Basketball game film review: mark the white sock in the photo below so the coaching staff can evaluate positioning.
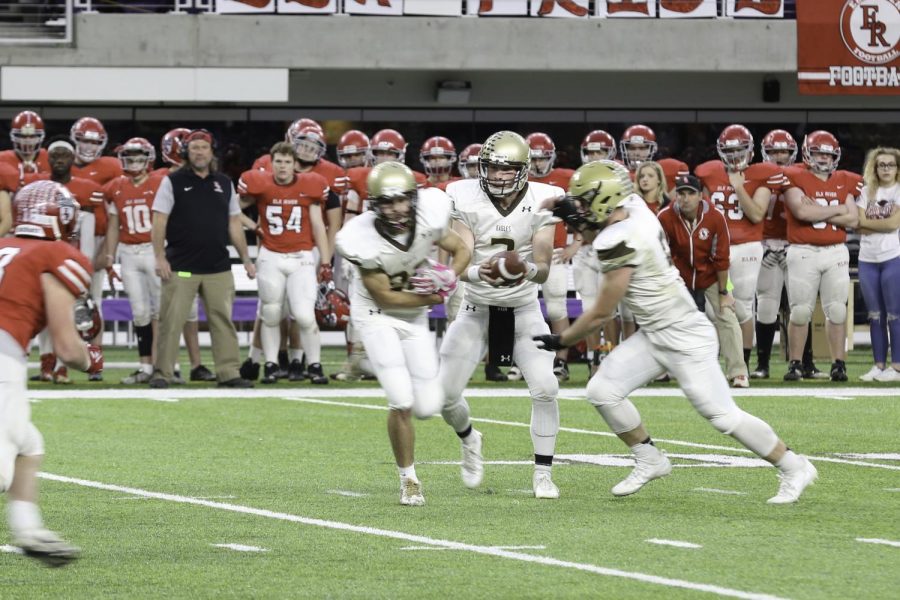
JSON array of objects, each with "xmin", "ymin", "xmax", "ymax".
[
  {"xmin": 534, "ymin": 464, "xmax": 551, "ymax": 475},
  {"xmin": 775, "ymin": 450, "xmax": 804, "ymax": 472},
  {"xmin": 141, "ymin": 363, "xmax": 153, "ymax": 375},
  {"xmin": 173, "ymin": 363, "xmax": 181, "ymax": 374},
  {"xmin": 399, "ymin": 465, "xmax": 417, "ymax": 481},
  {"xmin": 7, "ymin": 500, "xmax": 43, "ymax": 535},
  {"xmin": 249, "ymin": 346, "xmax": 261, "ymax": 363},
  {"xmin": 290, "ymin": 349, "xmax": 304, "ymax": 362},
  {"xmin": 631, "ymin": 441, "xmax": 663, "ymax": 462}
]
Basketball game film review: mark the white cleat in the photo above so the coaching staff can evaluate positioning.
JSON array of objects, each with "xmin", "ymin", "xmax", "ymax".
[
  {"xmin": 532, "ymin": 471, "xmax": 560, "ymax": 499},
  {"xmin": 461, "ymin": 429, "xmax": 484, "ymax": 489},
  {"xmin": 400, "ymin": 478, "xmax": 425, "ymax": 506},
  {"xmin": 14, "ymin": 528, "xmax": 80, "ymax": 567},
  {"xmin": 612, "ymin": 454, "xmax": 673, "ymax": 497},
  {"xmin": 768, "ymin": 457, "xmax": 818, "ymax": 505}
]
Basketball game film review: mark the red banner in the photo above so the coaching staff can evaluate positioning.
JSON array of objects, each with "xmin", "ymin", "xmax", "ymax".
[{"xmin": 797, "ymin": 0, "xmax": 900, "ymax": 95}]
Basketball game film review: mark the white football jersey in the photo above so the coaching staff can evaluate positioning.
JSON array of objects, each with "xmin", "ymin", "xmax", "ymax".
[
  {"xmin": 336, "ymin": 187, "xmax": 452, "ymax": 320},
  {"xmin": 593, "ymin": 195, "xmax": 697, "ymax": 331},
  {"xmin": 447, "ymin": 178, "xmax": 560, "ymax": 307}
]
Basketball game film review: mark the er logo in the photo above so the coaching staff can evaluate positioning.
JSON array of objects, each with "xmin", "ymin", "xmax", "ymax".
[{"xmin": 840, "ymin": 0, "xmax": 900, "ymax": 64}]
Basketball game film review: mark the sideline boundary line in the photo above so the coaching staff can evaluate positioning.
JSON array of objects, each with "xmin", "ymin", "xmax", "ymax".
[{"xmin": 38, "ymin": 472, "xmax": 786, "ymax": 600}]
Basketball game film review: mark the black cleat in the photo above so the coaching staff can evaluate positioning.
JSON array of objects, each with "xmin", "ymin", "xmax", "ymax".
[
  {"xmin": 750, "ymin": 366, "xmax": 769, "ymax": 379},
  {"xmin": 239, "ymin": 358, "xmax": 260, "ymax": 381},
  {"xmin": 261, "ymin": 362, "xmax": 279, "ymax": 384},
  {"xmin": 190, "ymin": 364, "xmax": 217, "ymax": 382},
  {"xmin": 218, "ymin": 377, "xmax": 254, "ymax": 388},
  {"xmin": 307, "ymin": 362, "xmax": 329, "ymax": 385},
  {"xmin": 783, "ymin": 360, "xmax": 803, "ymax": 381},
  {"xmin": 288, "ymin": 359, "xmax": 305, "ymax": 382},
  {"xmin": 485, "ymin": 364, "xmax": 508, "ymax": 382},
  {"xmin": 830, "ymin": 360, "xmax": 848, "ymax": 382}
]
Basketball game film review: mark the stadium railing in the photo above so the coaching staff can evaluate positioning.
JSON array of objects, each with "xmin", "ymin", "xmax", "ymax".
[{"xmin": 0, "ymin": 0, "xmax": 72, "ymax": 44}]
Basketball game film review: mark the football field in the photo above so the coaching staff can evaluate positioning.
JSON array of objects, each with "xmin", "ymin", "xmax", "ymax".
[{"xmin": 4, "ymin": 351, "xmax": 899, "ymax": 599}]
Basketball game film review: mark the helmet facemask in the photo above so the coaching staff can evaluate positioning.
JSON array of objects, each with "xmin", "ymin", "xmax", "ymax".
[{"xmin": 372, "ymin": 190, "xmax": 417, "ymax": 236}]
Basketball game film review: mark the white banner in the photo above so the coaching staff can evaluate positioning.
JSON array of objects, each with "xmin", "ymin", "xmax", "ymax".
[
  {"xmin": 726, "ymin": 0, "xmax": 784, "ymax": 18},
  {"xmin": 466, "ymin": 0, "xmax": 528, "ymax": 16},
  {"xmin": 659, "ymin": 0, "xmax": 719, "ymax": 18},
  {"xmin": 343, "ymin": 0, "xmax": 404, "ymax": 15},
  {"xmin": 530, "ymin": 0, "xmax": 590, "ymax": 18},
  {"xmin": 405, "ymin": 0, "xmax": 462, "ymax": 15},
  {"xmin": 215, "ymin": 0, "xmax": 275, "ymax": 14},
  {"xmin": 596, "ymin": 0, "xmax": 657, "ymax": 18},
  {"xmin": 277, "ymin": 0, "xmax": 338, "ymax": 14}
]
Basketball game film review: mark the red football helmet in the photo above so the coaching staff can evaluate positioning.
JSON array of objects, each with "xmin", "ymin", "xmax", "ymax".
[
  {"xmin": 525, "ymin": 132, "xmax": 556, "ymax": 177},
  {"xmin": 161, "ymin": 127, "xmax": 191, "ymax": 167},
  {"xmin": 285, "ymin": 118, "xmax": 323, "ymax": 143},
  {"xmin": 458, "ymin": 143, "xmax": 482, "ymax": 179},
  {"xmin": 70, "ymin": 117, "xmax": 108, "ymax": 163},
  {"xmin": 73, "ymin": 294, "xmax": 102, "ymax": 342},
  {"xmin": 13, "ymin": 180, "xmax": 80, "ymax": 241},
  {"xmin": 10, "ymin": 111, "xmax": 45, "ymax": 158},
  {"xmin": 620, "ymin": 125, "xmax": 657, "ymax": 170},
  {"xmin": 761, "ymin": 129, "xmax": 798, "ymax": 166},
  {"xmin": 419, "ymin": 136, "xmax": 457, "ymax": 177},
  {"xmin": 116, "ymin": 137, "xmax": 156, "ymax": 174},
  {"xmin": 368, "ymin": 129, "xmax": 407, "ymax": 165},
  {"xmin": 315, "ymin": 281, "xmax": 350, "ymax": 331},
  {"xmin": 580, "ymin": 130, "xmax": 616, "ymax": 164},
  {"xmin": 290, "ymin": 124, "xmax": 327, "ymax": 164},
  {"xmin": 717, "ymin": 124, "xmax": 755, "ymax": 171},
  {"xmin": 803, "ymin": 130, "xmax": 841, "ymax": 175},
  {"xmin": 336, "ymin": 129, "xmax": 370, "ymax": 169}
]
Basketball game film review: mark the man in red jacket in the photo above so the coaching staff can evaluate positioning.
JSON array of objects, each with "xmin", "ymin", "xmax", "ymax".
[{"xmin": 658, "ymin": 175, "xmax": 748, "ymax": 387}]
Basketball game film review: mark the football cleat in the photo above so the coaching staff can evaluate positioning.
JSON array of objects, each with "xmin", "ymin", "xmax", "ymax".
[
  {"xmin": 532, "ymin": 471, "xmax": 560, "ymax": 499},
  {"xmin": 307, "ymin": 362, "xmax": 329, "ymax": 385},
  {"xmin": 612, "ymin": 453, "xmax": 672, "ymax": 497},
  {"xmin": 484, "ymin": 363, "xmax": 508, "ymax": 382},
  {"xmin": 803, "ymin": 365, "xmax": 830, "ymax": 380},
  {"xmin": 52, "ymin": 366, "xmax": 71, "ymax": 385},
  {"xmin": 261, "ymin": 362, "xmax": 279, "ymax": 385},
  {"xmin": 506, "ymin": 365, "xmax": 523, "ymax": 381},
  {"xmin": 88, "ymin": 371, "xmax": 103, "ymax": 382},
  {"xmin": 288, "ymin": 359, "xmax": 306, "ymax": 382},
  {"xmin": 121, "ymin": 370, "xmax": 151, "ymax": 385},
  {"xmin": 830, "ymin": 360, "xmax": 848, "ymax": 382},
  {"xmin": 460, "ymin": 429, "xmax": 484, "ymax": 488},
  {"xmin": 148, "ymin": 372, "xmax": 169, "ymax": 389},
  {"xmin": 768, "ymin": 457, "xmax": 818, "ymax": 504},
  {"xmin": 14, "ymin": 529, "xmax": 80, "ymax": 568},
  {"xmin": 750, "ymin": 366, "xmax": 769, "ymax": 379},
  {"xmin": 552, "ymin": 358, "xmax": 569, "ymax": 382},
  {"xmin": 171, "ymin": 370, "xmax": 186, "ymax": 385},
  {"xmin": 239, "ymin": 358, "xmax": 260, "ymax": 381},
  {"xmin": 400, "ymin": 478, "xmax": 425, "ymax": 506},
  {"xmin": 783, "ymin": 360, "xmax": 803, "ymax": 381}
]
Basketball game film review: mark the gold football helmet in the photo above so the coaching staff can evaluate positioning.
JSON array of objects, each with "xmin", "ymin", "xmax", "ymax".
[
  {"xmin": 567, "ymin": 160, "xmax": 634, "ymax": 225},
  {"xmin": 478, "ymin": 131, "xmax": 530, "ymax": 198}
]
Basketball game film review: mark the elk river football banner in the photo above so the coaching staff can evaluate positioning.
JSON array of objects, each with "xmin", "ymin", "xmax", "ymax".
[{"xmin": 797, "ymin": 0, "xmax": 900, "ymax": 95}]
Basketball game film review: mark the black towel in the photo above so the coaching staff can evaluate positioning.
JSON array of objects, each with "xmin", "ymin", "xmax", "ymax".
[{"xmin": 488, "ymin": 305, "xmax": 515, "ymax": 367}]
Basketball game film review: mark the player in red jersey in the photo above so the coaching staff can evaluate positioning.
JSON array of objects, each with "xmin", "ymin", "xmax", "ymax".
[
  {"xmin": 239, "ymin": 142, "xmax": 332, "ymax": 384},
  {"xmin": 782, "ymin": 130, "xmax": 858, "ymax": 382},
  {"xmin": 0, "ymin": 111, "xmax": 50, "ymax": 182},
  {"xmin": 420, "ymin": 136, "xmax": 460, "ymax": 190},
  {"xmin": 24, "ymin": 139, "xmax": 105, "ymax": 383},
  {"xmin": 0, "ymin": 162, "xmax": 20, "ymax": 236},
  {"xmin": 620, "ymin": 124, "xmax": 689, "ymax": 193},
  {"xmin": 1, "ymin": 180, "xmax": 103, "ymax": 567},
  {"xmin": 526, "ymin": 132, "xmax": 576, "ymax": 382},
  {"xmin": 694, "ymin": 125, "xmax": 785, "ymax": 384},
  {"xmin": 580, "ymin": 129, "xmax": 617, "ymax": 164}
]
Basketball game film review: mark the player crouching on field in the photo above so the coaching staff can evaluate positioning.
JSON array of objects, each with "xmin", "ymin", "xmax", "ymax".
[
  {"xmin": 336, "ymin": 163, "xmax": 471, "ymax": 506},
  {"xmin": 534, "ymin": 161, "xmax": 817, "ymax": 504}
]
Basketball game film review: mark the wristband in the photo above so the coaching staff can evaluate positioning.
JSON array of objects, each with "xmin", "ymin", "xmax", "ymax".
[
  {"xmin": 523, "ymin": 261, "xmax": 539, "ymax": 281},
  {"xmin": 467, "ymin": 265, "xmax": 482, "ymax": 283}
]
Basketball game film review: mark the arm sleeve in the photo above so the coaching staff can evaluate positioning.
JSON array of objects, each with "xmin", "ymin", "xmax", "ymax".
[
  {"xmin": 228, "ymin": 181, "xmax": 241, "ymax": 216},
  {"xmin": 153, "ymin": 176, "xmax": 175, "ymax": 215}
]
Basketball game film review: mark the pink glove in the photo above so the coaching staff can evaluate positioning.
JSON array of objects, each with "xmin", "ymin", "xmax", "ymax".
[{"xmin": 410, "ymin": 259, "xmax": 458, "ymax": 300}]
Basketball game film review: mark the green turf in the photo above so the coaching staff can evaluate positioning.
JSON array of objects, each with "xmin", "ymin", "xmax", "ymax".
[{"xmin": 3, "ymin": 383, "xmax": 898, "ymax": 598}]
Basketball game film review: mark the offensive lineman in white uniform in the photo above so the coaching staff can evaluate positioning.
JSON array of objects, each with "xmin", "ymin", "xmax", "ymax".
[
  {"xmin": 534, "ymin": 161, "xmax": 818, "ymax": 504},
  {"xmin": 336, "ymin": 163, "xmax": 471, "ymax": 506},
  {"xmin": 442, "ymin": 131, "xmax": 563, "ymax": 499}
]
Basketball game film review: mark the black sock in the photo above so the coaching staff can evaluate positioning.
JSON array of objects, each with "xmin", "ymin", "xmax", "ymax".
[
  {"xmin": 278, "ymin": 349, "xmax": 289, "ymax": 370},
  {"xmin": 535, "ymin": 454, "xmax": 553, "ymax": 467},
  {"xmin": 802, "ymin": 323, "xmax": 815, "ymax": 367},
  {"xmin": 640, "ymin": 437, "xmax": 654, "ymax": 446},
  {"xmin": 456, "ymin": 425, "xmax": 473, "ymax": 440},
  {"xmin": 743, "ymin": 347, "xmax": 752, "ymax": 368},
  {"xmin": 755, "ymin": 321, "xmax": 776, "ymax": 369}
]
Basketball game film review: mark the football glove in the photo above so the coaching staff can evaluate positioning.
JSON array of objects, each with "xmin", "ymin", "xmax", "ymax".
[{"xmin": 533, "ymin": 334, "xmax": 567, "ymax": 352}]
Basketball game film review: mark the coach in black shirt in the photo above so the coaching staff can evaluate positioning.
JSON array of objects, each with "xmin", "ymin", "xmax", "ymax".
[{"xmin": 150, "ymin": 129, "xmax": 255, "ymax": 388}]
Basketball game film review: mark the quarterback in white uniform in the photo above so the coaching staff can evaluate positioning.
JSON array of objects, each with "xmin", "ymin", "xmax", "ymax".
[
  {"xmin": 336, "ymin": 163, "xmax": 471, "ymax": 507},
  {"xmin": 535, "ymin": 160, "xmax": 818, "ymax": 505},
  {"xmin": 442, "ymin": 131, "xmax": 563, "ymax": 499}
]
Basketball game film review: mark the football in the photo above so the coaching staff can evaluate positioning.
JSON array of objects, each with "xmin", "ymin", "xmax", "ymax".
[{"xmin": 488, "ymin": 250, "xmax": 526, "ymax": 284}]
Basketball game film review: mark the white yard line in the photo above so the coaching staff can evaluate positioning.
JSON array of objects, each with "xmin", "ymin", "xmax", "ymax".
[
  {"xmin": 211, "ymin": 543, "xmax": 268, "ymax": 552},
  {"xmin": 646, "ymin": 539, "xmax": 703, "ymax": 549},
  {"xmin": 401, "ymin": 545, "xmax": 547, "ymax": 551},
  {"xmin": 0, "ymin": 545, "xmax": 24, "ymax": 555},
  {"xmin": 855, "ymin": 538, "xmax": 900, "ymax": 548},
  {"xmin": 693, "ymin": 488, "xmax": 749, "ymax": 496},
  {"xmin": 326, "ymin": 490, "xmax": 370, "ymax": 498},
  {"xmin": 886, "ymin": 488, "xmax": 900, "ymax": 492},
  {"xmin": 38, "ymin": 472, "xmax": 785, "ymax": 600}
]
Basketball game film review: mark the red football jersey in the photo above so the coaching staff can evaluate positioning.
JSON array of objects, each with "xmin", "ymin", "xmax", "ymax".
[
  {"xmin": 0, "ymin": 237, "xmax": 93, "ymax": 353},
  {"xmin": 103, "ymin": 175, "xmax": 165, "ymax": 245},
  {"xmin": 427, "ymin": 177, "xmax": 461, "ymax": 192},
  {"xmin": 694, "ymin": 160, "xmax": 783, "ymax": 245},
  {"xmin": 252, "ymin": 154, "xmax": 347, "ymax": 188},
  {"xmin": 346, "ymin": 166, "xmax": 427, "ymax": 203},
  {"xmin": 0, "ymin": 148, "xmax": 50, "ymax": 183},
  {"xmin": 530, "ymin": 168, "xmax": 573, "ymax": 248},
  {"xmin": 762, "ymin": 189, "xmax": 788, "ymax": 241},
  {"xmin": 0, "ymin": 163, "xmax": 20, "ymax": 193},
  {"xmin": 658, "ymin": 158, "xmax": 690, "ymax": 192},
  {"xmin": 71, "ymin": 157, "xmax": 124, "ymax": 237},
  {"xmin": 23, "ymin": 174, "xmax": 104, "ymax": 214},
  {"xmin": 783, "ymin": 167, "xmax": 855, "ymax": 246},
  {"xmin": 238, "ymin": 170, "xmax": 327, "ymax": 253}
]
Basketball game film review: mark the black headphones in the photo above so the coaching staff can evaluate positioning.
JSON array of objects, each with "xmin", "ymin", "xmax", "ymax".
[{"xmin": 180, "ymin": 129, "xmax": 217, "ymax": 159}]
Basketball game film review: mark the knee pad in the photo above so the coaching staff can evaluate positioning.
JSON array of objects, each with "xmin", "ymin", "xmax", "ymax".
[
  {"xmin": 789, "ymin": 304, "xmax": 813, "ymax": 326},
  {"xmin": 824, "ymin": 301, "xmax": 847, "ymax": 325},
  {"xmin": 413, "ymin": 385, "xmax": 443, "ymax": 420},
  {"xmin": 293, "ymin": 311, "xmax": 316, "ymax": 331},
  {"xmin": 545, "ymin": 296, "xmax": 567, "ymax": 322},
  {"xmin": 756, "ymin": 297, "xmax": 779, "ymax": 325},
  {"xmin": 260, "ymin": 302, "xmax": 282, "ymax": 327},
  {"xmin": 132, "ymin": 306, "xmax": 152, "ymax": 328},
  {"xmin": 734, "ymin": 297, "xmax": 754, "ymax": 324}
]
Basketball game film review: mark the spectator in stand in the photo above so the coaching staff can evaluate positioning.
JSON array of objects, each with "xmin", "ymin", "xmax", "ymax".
[
  {"xmin": 856, "ymin": 147, "xmax": 900, "ymax": 382},
  {"xmin": 659, "ymin": 175, "xmax": 748, "ymax": 387},
  {"xmin": 149, "ymin": 129, "xmax": 256, "ymax": 389}
]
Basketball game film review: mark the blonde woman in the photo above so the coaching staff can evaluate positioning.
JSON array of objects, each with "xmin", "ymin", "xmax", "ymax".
[
  {"xmin": 856, "ymin": 147, "xmax": 900, "ymax": 381},
  {"xmin": 635, "ymin": 161, "xmax": 671, "ymax": 215}
]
